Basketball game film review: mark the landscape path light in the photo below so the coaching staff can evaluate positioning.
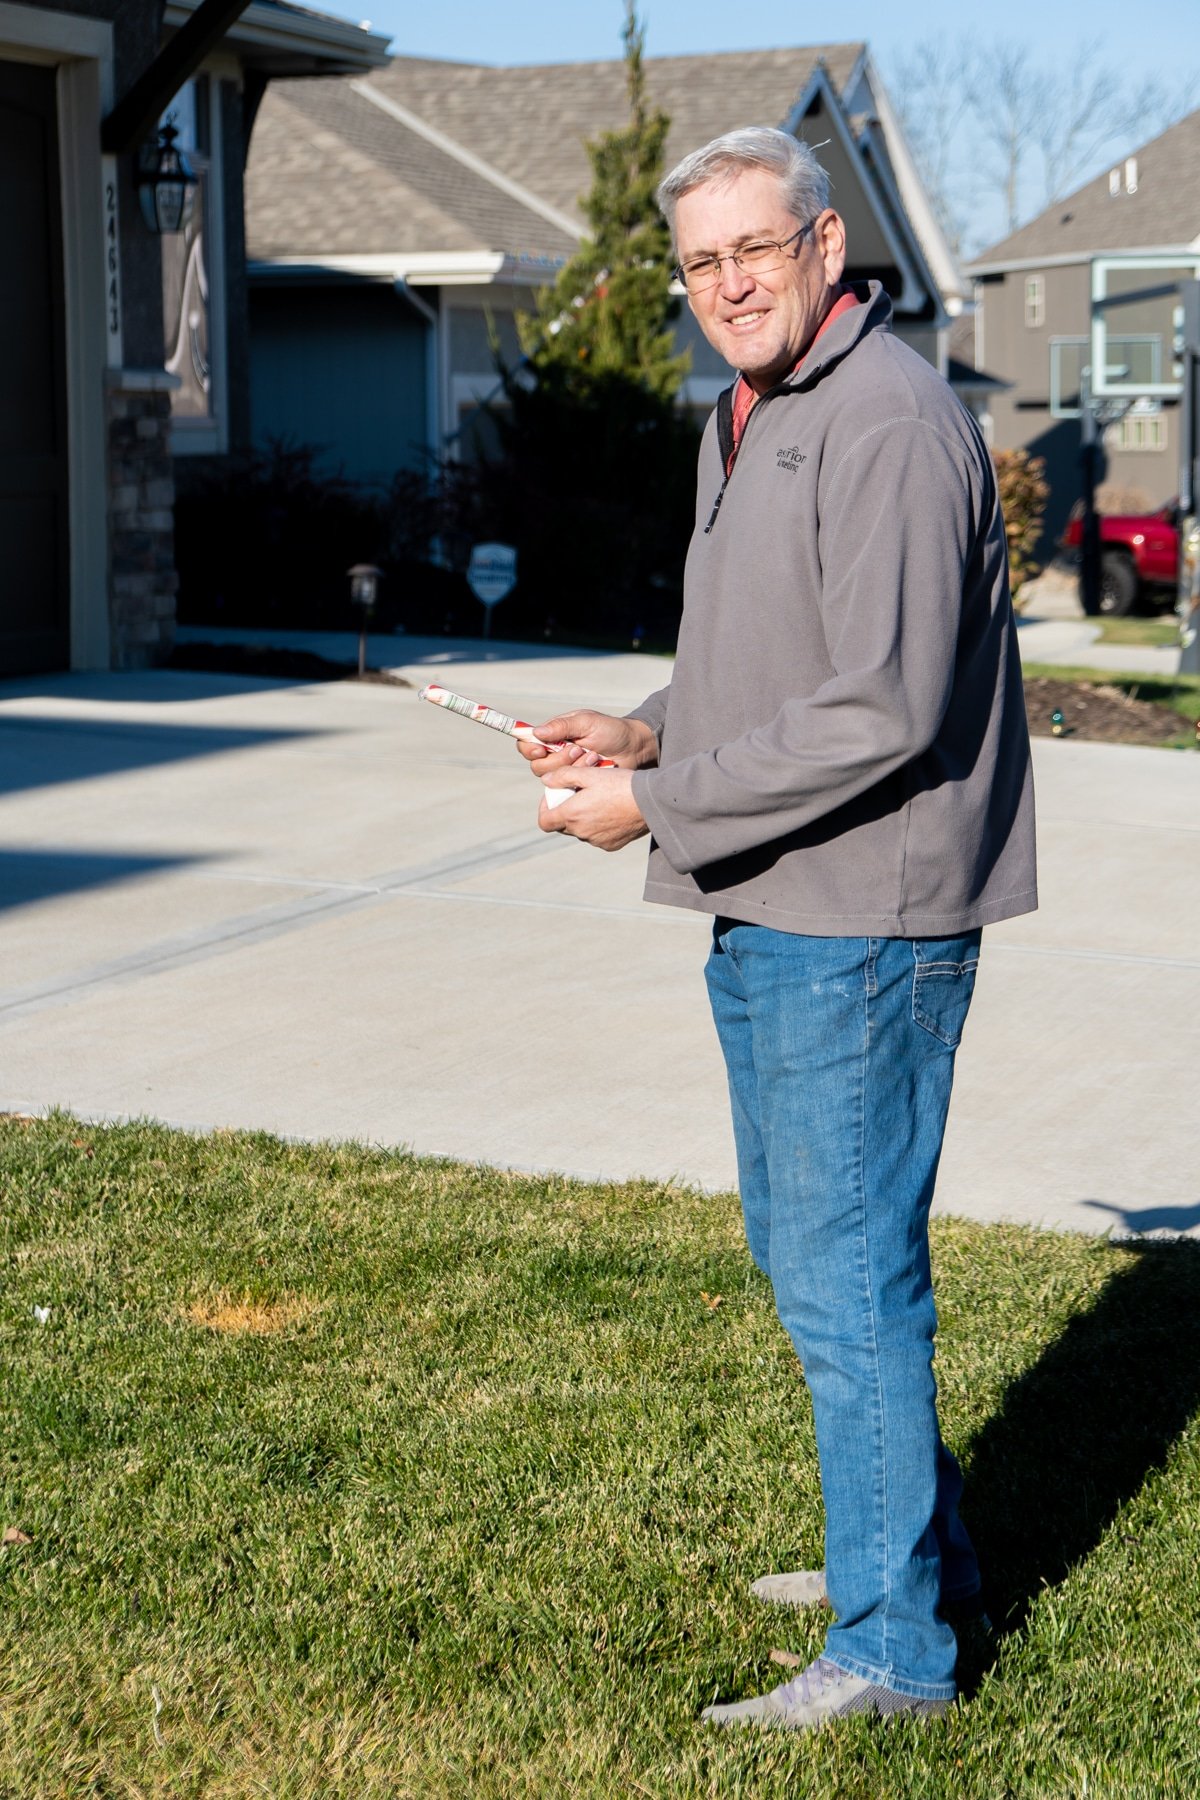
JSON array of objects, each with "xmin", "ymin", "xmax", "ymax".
[{"xmin": 347, "ymin": 564, "xmax": 383, "ymax": 677}]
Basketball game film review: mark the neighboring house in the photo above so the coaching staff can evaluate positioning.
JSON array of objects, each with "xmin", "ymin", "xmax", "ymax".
[
  {"xmin": 965, "ymin": 108, "xmax": 1200, "ymax": 553},
  {"xmin": 244, "ymin": 44, "xmax": 966, "ymax": 486},
  {"xmin": 0, "ymin": 0, "xmax": 387, "ymax": 677}
]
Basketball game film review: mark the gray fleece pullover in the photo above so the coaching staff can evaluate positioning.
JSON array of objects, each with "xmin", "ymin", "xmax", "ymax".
[{"xmin": 628, "ymin": 282, "xmax": 1037, "ymax": 937}]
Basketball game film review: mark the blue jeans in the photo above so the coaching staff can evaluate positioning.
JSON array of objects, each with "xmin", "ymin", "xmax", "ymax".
[{"xmin": 704, "ymin": 921, "xmax": 982, "ymax": 1701}]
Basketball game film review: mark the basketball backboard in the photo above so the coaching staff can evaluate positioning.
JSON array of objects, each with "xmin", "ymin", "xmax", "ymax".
[{"xmin": 1090, "ymin": 255, "xmax": 1200, "ymax": 398}]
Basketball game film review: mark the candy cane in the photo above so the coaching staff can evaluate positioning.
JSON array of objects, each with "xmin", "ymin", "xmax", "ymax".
[{"xmin": 418, "ymin": 683, "xmax": 615, "ymax": 808}]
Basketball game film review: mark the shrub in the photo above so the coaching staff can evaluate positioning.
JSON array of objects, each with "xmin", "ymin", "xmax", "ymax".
[
  {"xmin": 174, "ymin": 418, "xmax": 697, "ymax": 649},
  {"xmin": 174, "ymin": 443, "xmax": 468, "ymax": 635},
  {"xmin": 992, "ymin": 448, "xmax": 1050, "ymax": 593}
]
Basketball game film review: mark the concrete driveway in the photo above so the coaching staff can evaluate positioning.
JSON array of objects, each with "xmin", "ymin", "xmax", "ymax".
[{"xmin": 2, "ymin": 634, "xmax": 1197, "ymax": 1237}]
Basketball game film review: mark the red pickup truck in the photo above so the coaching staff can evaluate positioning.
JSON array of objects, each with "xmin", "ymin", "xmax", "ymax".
[{"xmin": 1060, "ymin": 502, "xmax": 1179, "ymax": 615}]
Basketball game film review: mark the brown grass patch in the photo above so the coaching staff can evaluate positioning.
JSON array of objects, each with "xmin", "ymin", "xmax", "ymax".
[{"xmin": 182, "ymin": 1293, "xmax": 317, "ymax": 1336}]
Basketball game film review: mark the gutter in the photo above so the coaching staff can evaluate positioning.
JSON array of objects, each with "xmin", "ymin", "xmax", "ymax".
[
  {"xmin": 246, "ymin": 251, "xmax": 568, "ymax": 288},
  {"xmin": 966, "ymin": 245, "xmax": 1199, "ymax": 277},
  {"xmin": 162, "ymin": 1, "xmax": 391, "ymax": 68}
]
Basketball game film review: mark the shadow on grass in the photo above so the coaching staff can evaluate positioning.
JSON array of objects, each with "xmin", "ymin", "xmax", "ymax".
[{"xmin": 960, "ymin": 1239, "xmax": 1200, "ymax": 1664}]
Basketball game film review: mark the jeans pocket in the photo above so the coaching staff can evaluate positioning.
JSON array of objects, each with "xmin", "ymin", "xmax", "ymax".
[{"xmin": 911, "ymin": 937, "xmax": 981, "ymax": 1048}]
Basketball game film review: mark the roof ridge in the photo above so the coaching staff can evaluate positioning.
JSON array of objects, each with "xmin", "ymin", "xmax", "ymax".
[
  {"xmin": 378, "ymin": 42, "xmax": 865, "ymax": 78},
  {"xmin": 349, "ymin": 77, "xmax": 584, "ymax": 243}
]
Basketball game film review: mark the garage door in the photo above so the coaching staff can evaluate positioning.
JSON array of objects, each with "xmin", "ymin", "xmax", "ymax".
[{"xmin": 0, "ymin": 58, "xmax": 69, "ymax": 675}]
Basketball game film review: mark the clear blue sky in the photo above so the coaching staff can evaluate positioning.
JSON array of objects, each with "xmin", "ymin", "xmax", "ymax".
[{"xmin": 355, "ymin": 0, "xmax": 1193, "ymax": 83}]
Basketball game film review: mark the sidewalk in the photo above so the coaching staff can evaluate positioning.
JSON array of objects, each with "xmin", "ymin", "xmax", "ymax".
[
  {"xmin": 1, "ymin": 643, "xmax": 1197, "ymax": 1238},
  {"xmin": 1015, "ymin": 568, "xmax": 1184, "ymax": 675}
]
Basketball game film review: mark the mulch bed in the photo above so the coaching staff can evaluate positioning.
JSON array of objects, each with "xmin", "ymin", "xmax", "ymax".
[
  {"xmin": 168, "ymin": 643, "xmax": 410, "ymax": 687},
  {"xmin": 1023, "ymin": 676, "xmax": 1188, "ymax": 746}
]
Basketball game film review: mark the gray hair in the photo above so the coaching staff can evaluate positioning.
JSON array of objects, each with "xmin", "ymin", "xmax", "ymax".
[{"xmin": 657, "ymin": 127, "xmax": 830, "ymax": 249}]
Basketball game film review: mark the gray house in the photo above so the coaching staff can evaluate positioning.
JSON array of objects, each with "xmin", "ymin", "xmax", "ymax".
[
  {"xmin": 0, "ymin": 0, "xmax": 387, "ymax": 677},
  {"xmin": 244, "ymin": 43, "xmax": 966, "ymax": 486},
  {"xmin": 965, "ymin": 107, "xmax": 1200, "ymax": 553}
]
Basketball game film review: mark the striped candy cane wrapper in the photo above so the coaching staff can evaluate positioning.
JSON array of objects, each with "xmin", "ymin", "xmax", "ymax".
[{"xmin": 418, "ymin": 682, "xmax": 616, "ymax": 808}]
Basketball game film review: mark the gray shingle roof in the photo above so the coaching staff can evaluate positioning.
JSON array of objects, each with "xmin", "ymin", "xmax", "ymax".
[
  {"xmin": 969, "ymin": 107, "xmax": 1200, "ymax": 267},
  {"xmin": 368, "ymin": 46, "xmax": 864, "ymax": 221},
  {"xmin": 247, "ymin": 78, "xmax": 578, "ymax": 258},
  {"xmin": 246, "ymin": 44, "xmax": 865, "ymax": 262}
]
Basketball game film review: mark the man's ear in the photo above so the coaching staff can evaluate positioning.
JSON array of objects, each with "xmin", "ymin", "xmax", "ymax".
[{"xmin": 817, "ymin": 210, "xmax": 847, "ymax": 287}]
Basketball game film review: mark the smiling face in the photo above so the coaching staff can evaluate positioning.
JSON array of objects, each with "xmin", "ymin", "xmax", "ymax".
[{"xmin": 674, "ymin": 166, "xmax": 847, "ymax": 396}]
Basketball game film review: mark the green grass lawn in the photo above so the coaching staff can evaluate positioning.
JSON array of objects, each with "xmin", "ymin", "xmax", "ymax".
[
  {"xmin": 3, "ymin": 1116, "xmax": 1198, "ymax": 1798},
  {"xmin": 1094, "ymin": 617, "xmax": 1182, "ymax": 649}
]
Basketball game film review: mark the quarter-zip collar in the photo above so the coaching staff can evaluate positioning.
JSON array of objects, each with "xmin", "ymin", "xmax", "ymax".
[{"xmin": 707, "ymin": 283, "xmax": 890, "ymax": 533}]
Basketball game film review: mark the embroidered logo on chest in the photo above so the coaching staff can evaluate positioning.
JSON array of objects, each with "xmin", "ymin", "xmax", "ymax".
[{"xmin": 776, "ymin": 445, "xmax": 806, "ymax": 472}]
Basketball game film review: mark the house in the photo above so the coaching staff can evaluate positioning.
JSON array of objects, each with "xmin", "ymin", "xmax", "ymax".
[
  {"xmin": 965, "ymin": 108, "xmax": 1200, "ymax": 553},
  {"xmin": 243, "ymin": 44, "xmax": 966, "ymax": 486},
  {"xmin": 0, "ymin": 0, "xmax": 387, "ymax": 677}
]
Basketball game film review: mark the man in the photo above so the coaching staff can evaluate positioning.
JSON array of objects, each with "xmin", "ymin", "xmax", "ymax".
[{"xmin": 519, "ymin": 127, "xmax": 1036, "ymax": 1730}]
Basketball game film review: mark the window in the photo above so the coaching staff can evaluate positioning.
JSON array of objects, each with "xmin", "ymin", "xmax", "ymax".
[
  {"xmin": 161, "ymin": 76, "xmax": 227, "ymax": 454},
  {"xmin": 1024, "ymin": 276, "xmax": 1045, "ymax": 328},
  {"xmin": 1050, "ymin": 335, "xmax": 1162, "ymax": 417}
]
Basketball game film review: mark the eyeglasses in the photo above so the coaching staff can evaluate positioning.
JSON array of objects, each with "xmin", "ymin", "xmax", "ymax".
[{"xmin": 672, "ymin": 222, "xmax": 814, "ymax": 293}]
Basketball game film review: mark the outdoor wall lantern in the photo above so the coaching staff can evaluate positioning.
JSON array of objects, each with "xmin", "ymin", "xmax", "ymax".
[
  {"xmin": 136, "ymin": 124, "xmax": 199, "ymax": 234},
  {"xmin": 347, "ymin": 564, "xmax": 384, "ymax": 676}
]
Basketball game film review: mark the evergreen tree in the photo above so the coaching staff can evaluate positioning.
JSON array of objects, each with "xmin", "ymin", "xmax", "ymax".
[
  {"xmin": 475, "ymin": 3, "xmax": 698, "ymax": 644},
  {"xmin": 518, "ymin": 1, "xmax": 688, "ymax": 403}
]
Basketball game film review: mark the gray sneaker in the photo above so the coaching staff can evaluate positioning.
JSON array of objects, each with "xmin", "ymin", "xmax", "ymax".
[{"xmin": 702, "ymin": 1655, "xmax": 950, "ymax": 1731}]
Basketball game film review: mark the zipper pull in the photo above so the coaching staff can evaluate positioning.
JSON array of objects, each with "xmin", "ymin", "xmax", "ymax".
[{"xmin": 704, "ymin": 480, "xmax": 728, "ymax": 534}]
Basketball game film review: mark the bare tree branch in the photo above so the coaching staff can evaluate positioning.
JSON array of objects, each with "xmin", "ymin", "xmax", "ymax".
[
  {"xmin": 887, "ymin": 40, "xmax": 1200, "ymax": 257},
  {"xmin": 968, "ymin": 43, "xmax": 1047, "ymax": 237}
]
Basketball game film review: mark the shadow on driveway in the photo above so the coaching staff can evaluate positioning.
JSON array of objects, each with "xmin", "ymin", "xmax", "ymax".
[
  {"xmin": 0, "ymin": 709, "xmax": 320, "ymax": 800},
  {"xmin": 0, "ymin": 848, "xmax": 204, "ymax": 914},
  {"xmin": 1079, "ymin": 1197, "xmax": 1200, "ymax": 1235}
]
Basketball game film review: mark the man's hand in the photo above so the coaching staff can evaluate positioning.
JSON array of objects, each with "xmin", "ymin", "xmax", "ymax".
[
  {"xmin": 537, "ymin": 764, "xmax": 649, "ymax": 852},
  {"xmin": 516, "ymin": 709, "xmax": 658, "ymax": 775}
]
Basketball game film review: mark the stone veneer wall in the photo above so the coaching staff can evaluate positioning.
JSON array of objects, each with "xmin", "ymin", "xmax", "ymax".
[{"xmin": 106, "ymin": 376, "xmax": 178, "ymax": 667}]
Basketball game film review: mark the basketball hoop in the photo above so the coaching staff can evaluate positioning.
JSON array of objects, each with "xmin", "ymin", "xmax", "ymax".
[{"xmin": 1091, "ymin": 397, "xmax": 1132, "ymax": 429}]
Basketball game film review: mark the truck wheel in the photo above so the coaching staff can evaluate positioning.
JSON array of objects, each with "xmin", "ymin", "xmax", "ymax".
[{"xmin": 1099, "ymin": 552, "xmax": 1138, "ymax": 616}]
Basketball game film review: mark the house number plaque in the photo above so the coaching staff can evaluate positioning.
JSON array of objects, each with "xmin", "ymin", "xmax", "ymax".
[{"xmin": 102, "ymin": 155, "xmax": 123, "ymax": 366}]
